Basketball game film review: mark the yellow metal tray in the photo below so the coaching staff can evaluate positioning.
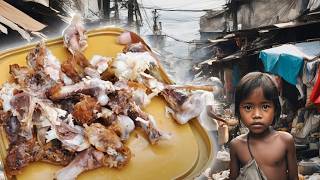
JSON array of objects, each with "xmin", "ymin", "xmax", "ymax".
[{"xmin": 0, "ymin": 27, "xmax": 213, "ymax": 180}]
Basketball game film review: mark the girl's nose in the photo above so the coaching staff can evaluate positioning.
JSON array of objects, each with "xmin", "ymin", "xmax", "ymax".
[{"xmin": 252, "ymin": 107, "xmax": 262, "ymax": 119}]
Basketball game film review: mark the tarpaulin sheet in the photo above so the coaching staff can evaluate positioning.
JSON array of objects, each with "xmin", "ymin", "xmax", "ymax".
[{"xmin": 259, "ymin": 41, "xmax": 320, "ymax": 85}]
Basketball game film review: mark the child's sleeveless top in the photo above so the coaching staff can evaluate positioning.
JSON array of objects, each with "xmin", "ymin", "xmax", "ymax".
[{"xmin": 236, "ymin": 135, "xmax": 267, "ymax": 180}]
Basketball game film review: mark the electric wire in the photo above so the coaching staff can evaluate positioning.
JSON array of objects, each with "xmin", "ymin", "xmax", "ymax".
[{"xmin": 138, "ymin": 1, "xmax": 218, "ymax": 45}]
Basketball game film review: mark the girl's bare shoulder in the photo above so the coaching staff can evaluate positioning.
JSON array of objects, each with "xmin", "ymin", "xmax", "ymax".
[
  {"xmin": 230, "ymin": 134, "xmax": 247, "ymax": 146},
  {"xmin": 275, "ymin": 130, "xmax": 294, "ymax": 144}
]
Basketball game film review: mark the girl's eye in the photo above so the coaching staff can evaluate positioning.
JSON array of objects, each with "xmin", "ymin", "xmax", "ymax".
[
  {"xmin": 242, "ymin": 105, "xmax": 253, "ymax": 111},
  {"xmin": 261, "ymin": 104, "xmax": 271, "ymax": 111}
]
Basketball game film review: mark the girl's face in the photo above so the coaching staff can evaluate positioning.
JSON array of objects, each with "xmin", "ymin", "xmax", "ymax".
[{"xmin": 239, "ymin": 87, "xmax": 275, "ymax": 134}]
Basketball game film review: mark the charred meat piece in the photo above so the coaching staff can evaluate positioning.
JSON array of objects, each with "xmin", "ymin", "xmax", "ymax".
[
  {"xmin": 84, "ymin": 123, "xmax": 131, "ymax": 168},
  {"xmin": 61, "ymin": 52, "xmax": 89, "ymax": 83},
  {"xmin": 61, "ymin": 58, "xmax": 82, "ymax": 83},
  {"xmin": 72, "ymin": 95, "xmax": 101, "ymax": 125}
]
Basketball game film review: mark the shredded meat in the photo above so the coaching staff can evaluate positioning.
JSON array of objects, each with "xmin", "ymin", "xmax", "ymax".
[{"xmin": 72, "ymin": 95, "xmax": 101, "ymax": 125}]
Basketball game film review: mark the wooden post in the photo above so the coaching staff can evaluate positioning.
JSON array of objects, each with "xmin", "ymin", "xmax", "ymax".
[{"xmin": 231, "ymin": 1, "xmax": 238, "ymax": 31}]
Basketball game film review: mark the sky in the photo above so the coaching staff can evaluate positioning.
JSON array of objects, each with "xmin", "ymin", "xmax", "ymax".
[{"xmin": 138, "ymin": 0, "xmax": 226, "ymax": 40}]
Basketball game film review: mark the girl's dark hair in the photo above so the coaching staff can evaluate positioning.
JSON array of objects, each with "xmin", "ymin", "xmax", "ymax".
[{"xmin": 234, "ymin": 72, "xmax": 281, "ymax": 123}]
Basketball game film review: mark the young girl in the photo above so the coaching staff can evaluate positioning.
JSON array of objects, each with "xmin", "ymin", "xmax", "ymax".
[{"xmin": 229, "ymin": 72, "xmax": 298, "ymax": 180}]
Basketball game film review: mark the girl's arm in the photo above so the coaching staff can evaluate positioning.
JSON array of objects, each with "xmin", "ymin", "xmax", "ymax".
[
  {"xmin": 286, "ymin": 134, "xmax": 298, "ymax": 180},
  {"xmin": 229, "ymin": 140, "xmax": 240, "ymax": 180}
]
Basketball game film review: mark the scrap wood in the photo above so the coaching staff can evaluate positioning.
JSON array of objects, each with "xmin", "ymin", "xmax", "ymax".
[
  {"xmin": 0, "ymin": 0, "xmax": 46, "ymax": 32},
  {"xmin": 168, "ymin": 84, "xmax": 216, "ymax": 91},
  {"xmin": 0, "ymin": 22, "xmax": 7, "ymax": 34},
  {"xmin": 0, "ymin": 15, "xmax": 31, "ymax": 41}
]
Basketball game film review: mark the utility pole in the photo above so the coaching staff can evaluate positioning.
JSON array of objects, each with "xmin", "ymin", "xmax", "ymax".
[
  {"xmin": 152, "ymin": 9, "xmax": 161, "ymax": 35},
  {"xmin": 134, "ymin": 0, "xmax": 142, "ymax": 26}
]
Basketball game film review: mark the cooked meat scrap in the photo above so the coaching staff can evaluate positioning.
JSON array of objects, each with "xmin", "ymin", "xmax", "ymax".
[
  {"xmin": 73, "ymin": 52, "xmax": 90, "ymax": 68},
  {"xmin": 72, "ymin": 95, "xmax": 101, "ymax": 125},
  {"xmin": 84, "ymin": 123, "xmax": 122, "ymax": 152},
  {"xmin": 57, "ymin": 98, "xmax": 78, "ymax": 114},
  {"xmin": 10, "ymin": 92, "xmax": 31, "ymax": 120},
  {"xmin": 47, "ymin": 78, "xmax": 114, "ymax": 106},
  {"xmin": 9, "ymin": 64, "xmax": 34, "ymax": 86},
  {"xmin": 109, "ymin": 115, "xmax": 135, "ymax": 141},
  {"xmin": 161, "ymin": 88, "xmax": 188, "ymax": 111},
  {"xmin": 61, "ymin": 59, "xmax": 82, "ymax": 83},
  {"xmin": 9, "ymin": 63, "xmax": 55, "ymax": 95},
  {"xmin": 55, "ymin": 147, "xmax": 103, "ymax": 180},
  {"xmin": 99, "ymin": 109, "xmax": 118, "ymax": 126},
  {"xmin": 62, "ymin": 14, "xmax": 87, "ymax": 55},
  {"xmin": 84, "ymin": 123, "xmax": 131, "ymax": 168},
  {"xmin": 103, "ymin": 145, "xmax": 131, "ymax": 168},
  {"xmin": 127, "ymin": 103, "xmax": 168, "ymax": 144},
  {"xmin": 61, "ymin": 52, "xmax": 89, "ymax": 82},
  {"xmin": 107, "ymin": 89, "xmax": 133, "ymax": 114},
  {"xmin": 47, "ymin": 122, "xmax": 90, "ymax": 152},
  {"xmin": 35, "ymin": 140, "xmax": 75, "ymax": 166},
  {"xmin": 26, "ymin": 42, "xmax": 46, "ymax": 70},
  {"xmin": 4, "ymin": 115, "xmax": 20, "ymax": 143},
  {"xmin": 123, "ymin": 42, "xmax": 149, "ymax": 53},
  {"xmin": 0, "ymin": 110, "xmax": 12, "ymax": 124},
  {"xmin": 5, "ymin": 137, "xmax": 37, "ymax": 175},
  {"xmin": 163, "ymin": 90, "xmax": 210, "ymax": 124}
]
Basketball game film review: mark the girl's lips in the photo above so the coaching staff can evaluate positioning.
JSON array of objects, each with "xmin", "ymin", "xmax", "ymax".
[
  {"xmin": 250, "ymin": 122, "xmax": 265, "ymax": 129},
  {"xmin": 251, "ymin": 124, "xmax": 264, "ymax": 128}
]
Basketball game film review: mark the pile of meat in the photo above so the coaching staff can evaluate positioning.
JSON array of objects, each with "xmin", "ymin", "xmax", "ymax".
[{"xmin": 0, "ymin": 15, "xmax": 215, "ymax": 180}]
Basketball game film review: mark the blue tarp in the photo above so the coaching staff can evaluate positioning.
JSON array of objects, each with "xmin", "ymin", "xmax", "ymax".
[{"xmin": 259, "ymin": 41, "xmax": 320, "ymax": 85}]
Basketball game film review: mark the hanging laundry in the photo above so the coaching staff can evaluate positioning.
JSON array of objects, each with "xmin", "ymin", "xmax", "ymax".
[
  {"xmin": 259, "ymin": 41, "xmax": 320, "ymax": 85},
  {"xmin": 310, "ymin": 67, "xmax": 320, "ymax": 105}
]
